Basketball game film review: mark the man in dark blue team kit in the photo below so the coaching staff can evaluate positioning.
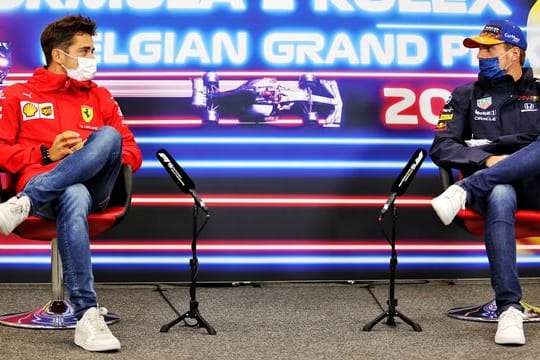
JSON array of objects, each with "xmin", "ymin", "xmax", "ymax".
[{"xmin": 431, "ymin": 19, "xmax": 540, "ymax": 346}]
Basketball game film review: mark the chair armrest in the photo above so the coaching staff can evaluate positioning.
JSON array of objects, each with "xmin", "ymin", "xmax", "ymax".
[
  {"xmin": 121, "ymin": 164, "xmax": 133, "ymax": 208},
  {"xmin": 108, "ymin": 164, "xmax": 133, "ymax": 225},
  {"xmin": 0, "ymin": 173, "xmax": 12, "ymax": 202},
  {"xmin": 438, "ymin": 166, "xmax": 455, "ymax": 191}
]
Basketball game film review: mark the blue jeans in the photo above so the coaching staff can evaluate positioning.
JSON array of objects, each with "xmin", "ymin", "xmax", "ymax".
[
  {"xmin": 21, "ymin": 126, "xmax": 122, "ymax": 318},
  {"xmin": 457, "ymin": 136, "xmax": 540, "ymax": 314}
]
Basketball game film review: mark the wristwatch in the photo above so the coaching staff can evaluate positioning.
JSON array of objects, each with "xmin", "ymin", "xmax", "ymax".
[{"xmin": 40, "ymin": 145, "xmax": 52, "ymax": 165}]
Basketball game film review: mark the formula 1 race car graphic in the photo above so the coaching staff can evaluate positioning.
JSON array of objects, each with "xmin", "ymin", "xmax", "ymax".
[
  {"xmin": 192, "ymin": 72, "xmax": 343, "ymax": 127},
  {"xmin": 0, "ymin": 41, "xmax": 10, "ymax": 84}
]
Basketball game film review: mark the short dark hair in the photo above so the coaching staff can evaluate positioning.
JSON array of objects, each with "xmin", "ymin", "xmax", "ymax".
[{"xmin": 40, "ymin": 14, "xmax": 97, "ymax": 66}]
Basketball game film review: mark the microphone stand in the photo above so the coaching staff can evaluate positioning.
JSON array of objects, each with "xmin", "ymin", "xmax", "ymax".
[
  {"xmin": 160, "ymin": 201, "xmax": 216, "ymax": 335},
  {"xmin": 363, "ymin": 205, "xmax": 422, "ymax": 332}
]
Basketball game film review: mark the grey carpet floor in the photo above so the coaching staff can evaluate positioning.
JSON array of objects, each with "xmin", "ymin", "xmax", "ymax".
[{"xmin": 1, "ymin": 279, "xmax": 540, "ymax": 360}]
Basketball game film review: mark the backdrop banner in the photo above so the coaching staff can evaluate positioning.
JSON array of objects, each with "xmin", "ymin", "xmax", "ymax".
[{"xmin": 1, "ymin": 0, "xmax": 539, "ymax": 282}]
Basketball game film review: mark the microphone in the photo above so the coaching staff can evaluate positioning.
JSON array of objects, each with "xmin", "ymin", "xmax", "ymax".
[
  {"xmin": 379, "ymin": 148, "xmax": 426, "ymax": 220},
  {"xmin": 156, "ymin": 148, "xmax": 209, "ymax": 214}
]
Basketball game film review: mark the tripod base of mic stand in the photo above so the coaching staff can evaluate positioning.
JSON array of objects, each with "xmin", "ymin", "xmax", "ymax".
[
  {"xmin": 160, "ymin": 300, "xmax": 216, "ymax": 335},
  {"xmin": 363, "ymin": 308, "xmax": 422, "ymax": 332}
]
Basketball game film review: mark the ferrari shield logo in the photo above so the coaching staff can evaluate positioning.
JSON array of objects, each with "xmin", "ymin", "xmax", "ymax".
[
  {"xmin": 477, "ymin": 97, "xmax": 492, "ymax": 110},
  {"xmin": 81, "ymin": 106, "xmax": 94, "ymax": 123}
]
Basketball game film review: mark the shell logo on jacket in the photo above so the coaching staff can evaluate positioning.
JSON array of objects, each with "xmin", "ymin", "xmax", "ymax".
[{"xmin": 21, "ymin": 101, "xmax": 55, "ymax": 120}]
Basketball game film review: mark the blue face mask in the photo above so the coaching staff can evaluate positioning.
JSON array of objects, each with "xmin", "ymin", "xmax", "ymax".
[
  {"xmin": 478, "ymin": 57, "xmax": 505, "ymax": 79},
  {"xmin": 478, "ymin": 49, "xmax": 514, "ymax": 79}
]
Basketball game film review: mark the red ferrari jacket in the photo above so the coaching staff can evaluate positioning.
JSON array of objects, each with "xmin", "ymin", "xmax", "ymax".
[{"xmin": 0, "ymin": 67, "xmax": 142, "ymax": 193}]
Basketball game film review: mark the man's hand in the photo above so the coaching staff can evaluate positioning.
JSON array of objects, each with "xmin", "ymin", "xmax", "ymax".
[
  {"xmin": 485, "ymin": 155, "xmax": 509, "ymax": 168},
  {"xmin": 48, "ymin": 130, "xmax": 84, "ymax": 162}
]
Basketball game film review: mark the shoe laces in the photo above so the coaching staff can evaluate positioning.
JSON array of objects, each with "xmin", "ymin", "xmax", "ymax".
[
  {"xmin": 446, "ymin": 186, "xmax": 466, "ymax": 210},
  {"xmin": 87, "ymin": 307, "xmax": 109, "ymax": 332},
  {"xmin": 499, "ymin": 308, "xmax": 525, "ymax": 328},
  {"xmin": 9, "ymin": 197, "xmax": 29, "ymax": 215}
]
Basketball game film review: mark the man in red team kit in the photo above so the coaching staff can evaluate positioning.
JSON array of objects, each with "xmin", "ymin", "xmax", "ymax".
[{"xmin": 0, "ymin": 15, "xmax": 142, "ymax": 351}]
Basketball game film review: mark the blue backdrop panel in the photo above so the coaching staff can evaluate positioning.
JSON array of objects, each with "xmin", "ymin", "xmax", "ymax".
[{"xmin": 1, "ymin": 0, "xmax": 539, "ymax": 282}]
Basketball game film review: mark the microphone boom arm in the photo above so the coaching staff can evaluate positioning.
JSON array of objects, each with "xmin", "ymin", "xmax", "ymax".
[{"xmin": 189, "ymin": 189, "xmax": 209, "ymax": 215}]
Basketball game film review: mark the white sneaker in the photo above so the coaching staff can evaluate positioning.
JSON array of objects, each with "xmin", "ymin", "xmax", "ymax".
[
  {"xmin": 430, "ymin": 184, "xmax": 466, "ymax": 225},
  {"xmin": 74, "ymin": 307, "xmax": 121, "ymax": 352},
  {"xmin": 495, "ymin": 307, "xmax": 526, "ymax": 345},
  {"xmin": 0, "ymin": 196, "xmax": 30, "ymax": 235}
]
